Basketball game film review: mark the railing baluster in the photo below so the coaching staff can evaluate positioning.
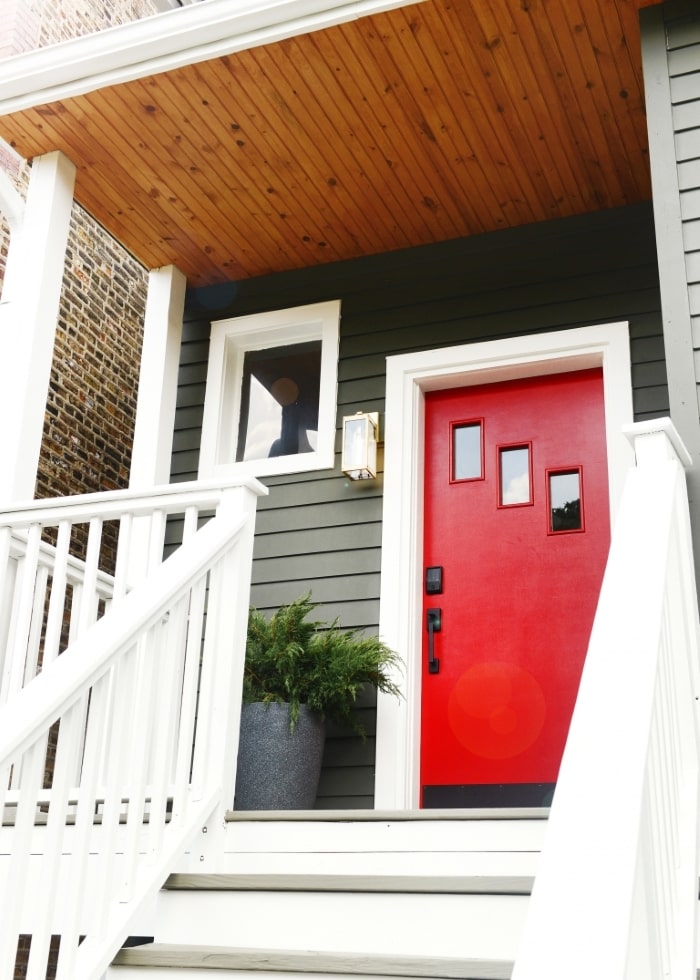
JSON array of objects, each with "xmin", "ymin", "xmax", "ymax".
[
  {"xmin": 55, "ymin": 670, "xmax": 111, "ymax": 980},
  {"xmin": 0, "ymin": 527, "xmax": 17, "ymax": 699},
  {"xmin": 42, "ymin": 520, "xmax": 72, "ymax": 670},
  {"xmin": 113, "ymin": 511, "xmax": 132, "ymax": 600},
  {"xmin": 25, "ymin": 700, "xmax": 83, "ymax": 980},
  {"xmin": 119, "ymin": 627, "xmax": 159, "ymax": 903},
  {"xmin": 148, "ymin": 507, "xmax": 167, "ymax": 573},
  {"xmin": 182, "ymin": 504, "xmax": 199, "ymax": 543},
  {"xmin": 91, "ymin": 642, "xmax": 138, "ymax": 934},
  {"xmin": 24, "ymin": 562, "xmax": 49, "ymax": 684},
  {"xmin": 146, "ymin": 595, "xmax": 189, "ymax": 860},
  {"xmin": 2, "ymin": 524, "xmax": 42, "ymax": 705},
  {"xmin": 77, "ymin": 517, "xmax": 104, "ymax": 636},
  {"xmin": 172, "ymin": 574, "xmax": 207, "ymax": 821},
  {"xmin": 0, "ymin": 738, "xmax": 45, "ymax": 978}
]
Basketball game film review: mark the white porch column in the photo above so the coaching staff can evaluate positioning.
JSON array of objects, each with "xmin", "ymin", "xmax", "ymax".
[
  {"xmin": 0, "ymin": 150, "xmax": 76, "ymax": 504},
  {"xmin": 129, "ymin": 264, "xmax": 186, "ymax": 490},
  {"xmin": 127, "ymin": 265, "xmax": 186, "ymax": 588}
]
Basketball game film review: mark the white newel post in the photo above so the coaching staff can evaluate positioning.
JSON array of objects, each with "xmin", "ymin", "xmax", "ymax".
[{"xmin": 0, "ymin": 150, "xmax": 76, "ymax": 504}]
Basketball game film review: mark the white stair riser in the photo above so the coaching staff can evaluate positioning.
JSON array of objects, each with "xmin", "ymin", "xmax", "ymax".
[
  {"xmin": 204, "ymin": 850, "xmax": 539, "ymax": 877},
  {"xmin": 153, "ymin": 889, "xmax": 529, "ymax": 959},
  {"xmin": 218, "ymin": 818, "xmax": 547, "ymax": 858},
  {"xmin": 175, "ymin": 817, "xmax": 546, "ymax": 879}
]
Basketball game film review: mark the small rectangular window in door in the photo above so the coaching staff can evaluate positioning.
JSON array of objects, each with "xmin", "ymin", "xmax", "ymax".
[
  {"xmin": 548, "ymin": 468, "xmax": 584, "ymax": 532},
  {"xmin": 499, "ymin": 444, "xmax": 532, "ymax": 506},
  {"xmin": 451, "ymin": 421, "xmax": 483, "ymax": 481}
]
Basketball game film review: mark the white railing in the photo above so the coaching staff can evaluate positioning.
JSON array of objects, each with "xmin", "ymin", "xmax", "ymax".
[
  {"xmin": 513, "ymin": 419, "xmax": 700, "ymax": 980},
  {"xmin": 0, "ymin": 477, "xmax": 265, "ymax": 980}
]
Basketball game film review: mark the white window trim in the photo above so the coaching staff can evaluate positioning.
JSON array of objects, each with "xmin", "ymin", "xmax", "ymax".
[
  {"xmin": 374, "ymin": 321, "xmax": 635, "ymax": 810},
  {"xmin": 199, "ymin": 300, "xmax": 340, "ymax": 480}
]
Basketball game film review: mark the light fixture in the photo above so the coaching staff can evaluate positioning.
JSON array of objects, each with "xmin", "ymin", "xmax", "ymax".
[{"xmin": 342, "ymin": 411, "xmax": 378, "ymax": 481}]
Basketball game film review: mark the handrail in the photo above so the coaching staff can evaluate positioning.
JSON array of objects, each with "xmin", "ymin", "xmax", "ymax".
[
  {"xmin": 513, "ymin": 419, "xmax": 700, "ymax": 979},
  {"xmin": 0, "ymin": 479, "xmax": 263, "ymax": 979}
]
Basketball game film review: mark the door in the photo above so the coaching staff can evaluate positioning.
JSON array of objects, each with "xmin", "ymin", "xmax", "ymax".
[{"xmin": 421, "ymin": 368, "xmax": 610, "ymax": 807}]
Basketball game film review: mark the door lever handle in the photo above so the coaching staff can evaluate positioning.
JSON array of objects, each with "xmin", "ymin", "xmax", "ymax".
[{"xmin": 426, "ymin": 608, "xmax": 441, "ymax": 674}]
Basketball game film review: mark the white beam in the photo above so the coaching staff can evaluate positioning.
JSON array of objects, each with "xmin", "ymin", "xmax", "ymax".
[
  {"xmin": 0, "ymin": 0, "xmax": 425, "ymax": 115},
  {"xmin": 130, "ymin": 264, "xmax": 186, "ymax": 490},
  {"xmin": 0, "ymin": 151, "xmax": 76, "ymax": 504}
]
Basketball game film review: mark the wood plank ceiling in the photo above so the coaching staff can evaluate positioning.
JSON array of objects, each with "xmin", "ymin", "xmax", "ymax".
[{"xmin": 0, "ymin": 0, "xmax": 657, "ymax": 287}]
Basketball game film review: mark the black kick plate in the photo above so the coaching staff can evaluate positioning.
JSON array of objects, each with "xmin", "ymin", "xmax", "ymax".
[{"xmin": 422, "ymin": 782, "xmax": 555, "ymax": 808}]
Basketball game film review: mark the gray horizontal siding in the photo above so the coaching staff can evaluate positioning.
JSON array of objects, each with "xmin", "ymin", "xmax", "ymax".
[
  {"xmin": 666, "ymin": 2, "xmax": 700, "ymax": 428},
  {"xmin": 172, "ymin": 202, "xmax": 664, "ymax": 809}
]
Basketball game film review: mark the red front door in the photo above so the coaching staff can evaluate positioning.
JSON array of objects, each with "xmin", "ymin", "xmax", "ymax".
[{"xmin": 421, "ymin": 369, "xmax": 610, "ymax": 807}]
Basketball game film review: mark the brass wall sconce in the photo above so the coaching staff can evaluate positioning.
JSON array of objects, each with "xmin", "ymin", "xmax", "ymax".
[{"xmin": 341, "ymin": 411, "xmax": 379, "ymax": 481}]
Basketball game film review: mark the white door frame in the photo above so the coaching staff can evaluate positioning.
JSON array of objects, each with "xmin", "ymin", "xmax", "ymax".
[{"xmin": 374, "ymin": 321, "xmax": 635, "ymax": 809}]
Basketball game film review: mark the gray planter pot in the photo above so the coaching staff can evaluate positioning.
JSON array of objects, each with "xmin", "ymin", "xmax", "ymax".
[{"xmin": 234, "ymin": 702, "xmax": 326, "ymax": 810}]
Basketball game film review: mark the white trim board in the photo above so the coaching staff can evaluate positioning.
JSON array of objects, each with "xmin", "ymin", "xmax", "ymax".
[{"xmin": 374, "ymin": 321, "xmax": 635, "ymax": 810}]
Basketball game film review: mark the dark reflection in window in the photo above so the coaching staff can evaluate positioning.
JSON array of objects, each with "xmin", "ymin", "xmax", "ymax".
[
  {"xmin": 236, "ymin": 342, "xmax": 322, "ymax": 462},
  {"xmin": 549, "ymin": 470, "xmax": 582, "ymax": 532}
]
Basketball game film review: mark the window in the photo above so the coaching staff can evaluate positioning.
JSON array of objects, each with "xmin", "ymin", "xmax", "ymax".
[
  {"xmin": 199, "ymin": 300, "xmax": 340, "ymax": 479},
  {"xmin": 451, "ymin": 420, "xmax": 483, "ymax": 481},
  {"xmin": 498, "ymin": 444, "xmax": 532, "ymax": 507},
  {"xmin": 548, "ymin": 468, "xmax": 584, "ymax": 532}
]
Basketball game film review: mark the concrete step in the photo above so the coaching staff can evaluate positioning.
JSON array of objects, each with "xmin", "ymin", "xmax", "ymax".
[{"xmin": 109, "ymin": 944, "xmax": 514, "ymax": 979}]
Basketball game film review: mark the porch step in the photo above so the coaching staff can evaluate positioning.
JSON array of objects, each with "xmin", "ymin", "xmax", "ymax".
[
  {"xmin": 110, "ymin": 944, "xmax": 513, "ymax": 978},
  {"xmin": 107, "ymin": 811, "xmax": 545, "ymax": 976},
  {"xmin": 148, "ymin": 872, "xmax": 530, "ymax": 958}
]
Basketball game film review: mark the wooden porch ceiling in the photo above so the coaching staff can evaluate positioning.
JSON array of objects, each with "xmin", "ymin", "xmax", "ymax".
[{"xmin": 0, "ymin": 0, "xmax": 657, "ymax": 288}]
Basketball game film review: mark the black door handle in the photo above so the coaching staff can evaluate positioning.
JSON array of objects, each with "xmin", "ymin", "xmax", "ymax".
[{"xmin": 426, "ymin": 608, "xmax": 441, "ymax": 674}]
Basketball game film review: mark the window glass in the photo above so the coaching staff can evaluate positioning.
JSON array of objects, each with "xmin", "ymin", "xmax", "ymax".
[
  {"xmin": 452, "ymin": 422, "xmax": 482, "ymax": 480},
  {"xmin": 237, "ymin": 342, "xmax": 321, "ymax": 462},
  {"xmin": 549, "ymin": 470, "xmax": 583, "ymax": 531},
  {"xmin": 499, "ymin": 445, "xmax": 531, "ymax": 505}
]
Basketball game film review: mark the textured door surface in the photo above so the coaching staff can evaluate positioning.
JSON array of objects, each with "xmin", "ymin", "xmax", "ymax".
[{"xmin": 421, "ymin": 369, "xmax": 610, "ymax": 807}]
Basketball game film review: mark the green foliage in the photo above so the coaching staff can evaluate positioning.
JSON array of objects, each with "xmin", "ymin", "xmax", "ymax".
[{"xmin": 243, "ymin": 594, "xmax": 402, "ymax": 733}]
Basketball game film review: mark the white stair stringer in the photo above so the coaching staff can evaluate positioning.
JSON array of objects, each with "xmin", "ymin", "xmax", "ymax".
[{"xmin": 106, "ymin": 810, "xmax": 546, "ymax": 978}]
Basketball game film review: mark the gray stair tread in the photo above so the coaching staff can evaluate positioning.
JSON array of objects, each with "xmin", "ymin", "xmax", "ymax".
[
  {"xmin": 112, "ymin": 944, "xmax": 513, "ymax": 978},
  {"xmin": 164, "ymin": 873, "xmax": 533, "ymax": 895},
  {"xmin": 226, "ymin": 809, "xmax": 547, "ymax": 822}
]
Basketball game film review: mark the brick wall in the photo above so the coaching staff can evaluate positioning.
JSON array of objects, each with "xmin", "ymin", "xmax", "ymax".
[{"xmin": 37, "ymin": 206, "xmax": 148, "ymax": 500}]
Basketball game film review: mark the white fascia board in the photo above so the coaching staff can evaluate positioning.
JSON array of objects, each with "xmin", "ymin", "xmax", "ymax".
[{"xmin": 0, "ymin": 0, "xmax": 424, "ymax": 115}]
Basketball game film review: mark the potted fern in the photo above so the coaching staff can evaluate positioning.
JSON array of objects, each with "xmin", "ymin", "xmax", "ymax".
[{"xmin": 234, "ymin": 593, "xmax": 402, "ymax": 810}]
